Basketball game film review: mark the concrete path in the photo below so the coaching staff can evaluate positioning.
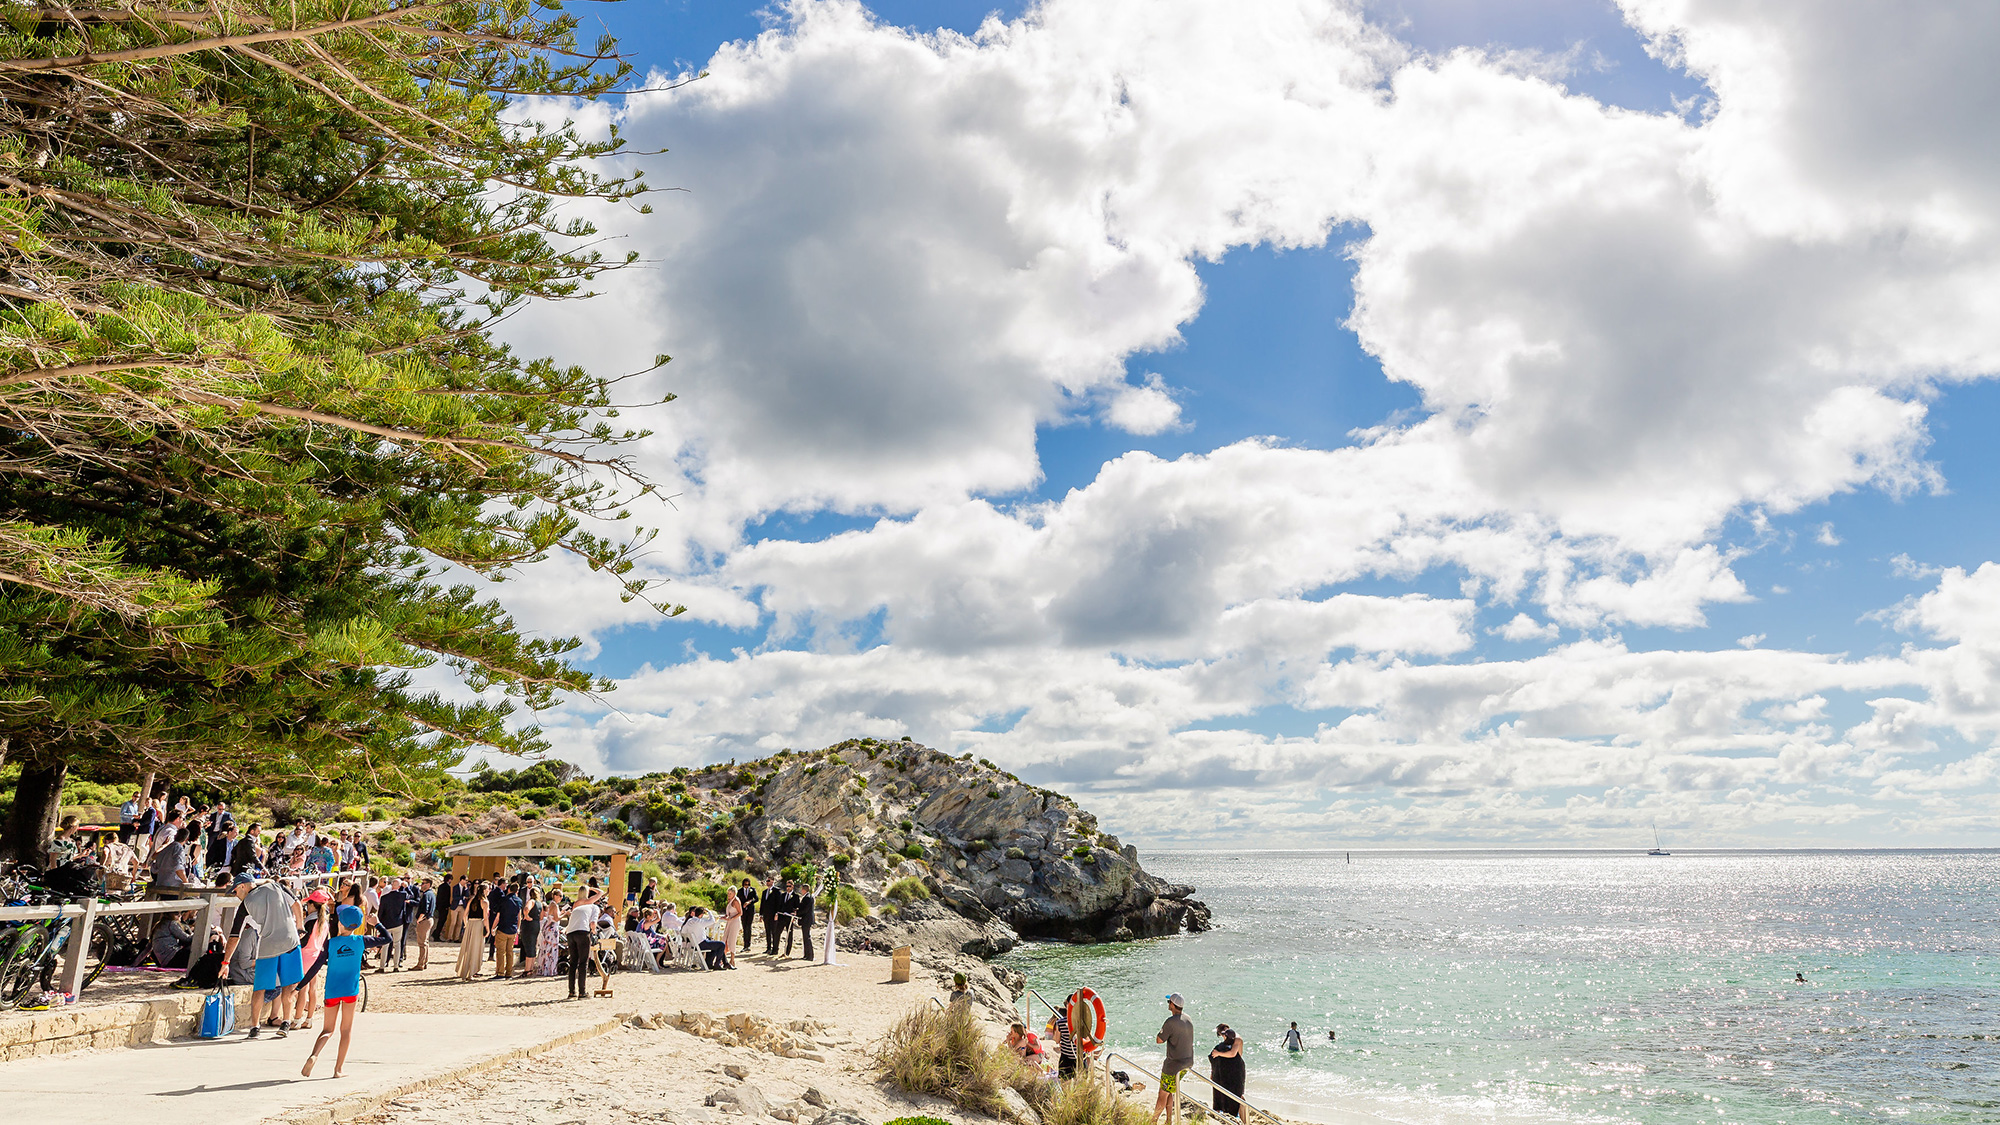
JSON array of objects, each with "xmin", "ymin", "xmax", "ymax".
[{"xmin": 0, "ymin": 1012, "xmax": 618, "ymax": 1125}]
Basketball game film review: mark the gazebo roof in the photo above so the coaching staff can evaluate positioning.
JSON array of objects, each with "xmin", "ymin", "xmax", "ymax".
[{"xmin": 441, "ymin": 824, "xmax": 636, "ymax": 858}]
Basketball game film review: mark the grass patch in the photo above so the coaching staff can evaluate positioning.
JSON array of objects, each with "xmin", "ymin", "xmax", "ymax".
[
  {"xmin": 875, "ymin": 1001, "xmax": 1037, "ymax": 1117},
  {"xmin": 885, "ymin": 876, "xmax": 931, "ymax": 904},
  {"xmin": 817, "ymin": 884, "xmax": 869, "ymax": 924},
  {"xmin": 1037, "ymin": 1069, "xmax": 1152, "ymax": 1125}
]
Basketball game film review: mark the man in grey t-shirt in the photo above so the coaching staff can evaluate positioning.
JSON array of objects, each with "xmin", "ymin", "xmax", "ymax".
[
  {"xmin": 1152, "ymin": 992, "xmax": 1195, "ymax": 1123},
  {"xmin": 223, "ymin": 874, "xmax": 303, "ymax": 1037}
]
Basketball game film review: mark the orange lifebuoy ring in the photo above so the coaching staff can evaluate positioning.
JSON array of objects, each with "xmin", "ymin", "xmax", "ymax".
[{"xmin": 1068, "ymin": 987, "xmax": 1108, "ymax": 1053}]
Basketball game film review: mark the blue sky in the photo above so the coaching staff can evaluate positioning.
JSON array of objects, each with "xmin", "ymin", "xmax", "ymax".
[{"xmin": 495, "ymin": 0, "xmax": 2000, "ymax": 845}]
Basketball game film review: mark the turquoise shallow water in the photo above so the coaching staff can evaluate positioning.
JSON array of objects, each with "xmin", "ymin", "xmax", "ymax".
[{"xmin": 1002, "ymin": 850, "xmax": 1998, "ymax": 1125}]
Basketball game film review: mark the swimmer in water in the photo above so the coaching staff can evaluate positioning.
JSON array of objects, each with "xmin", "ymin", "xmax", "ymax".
[
  {"xmin": 1795, "ymin": 972, "xmax": 1808, "ymax": 984},
  {"xmin": 1282, "ymin": 1022, "xmax": 1303, "ymax": 1052}
]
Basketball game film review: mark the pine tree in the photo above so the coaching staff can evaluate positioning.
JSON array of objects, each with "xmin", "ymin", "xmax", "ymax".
[{"xmin": 0, "ymin": 0, "xmax": 683, "ymax": 859}]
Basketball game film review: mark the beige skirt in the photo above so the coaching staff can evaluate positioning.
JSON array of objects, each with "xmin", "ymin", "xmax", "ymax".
[{"xmin": 455, "ymin": 916, "xmax": 486, "ymax": 979}]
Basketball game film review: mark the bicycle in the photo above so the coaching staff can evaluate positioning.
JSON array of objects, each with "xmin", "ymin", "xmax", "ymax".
[{"xmin": 0, "ymin": 864, "xmax": 117, "ymax": 1006}]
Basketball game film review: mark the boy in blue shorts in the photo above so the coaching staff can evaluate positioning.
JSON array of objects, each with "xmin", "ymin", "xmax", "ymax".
[{"xmin": 302, "ymin": 905, "xmax": 385, "ymax": 1078}]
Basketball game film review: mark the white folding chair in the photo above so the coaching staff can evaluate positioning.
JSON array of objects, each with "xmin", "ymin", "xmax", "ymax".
[
  {"xmin": 668, "ymin": 930, "xmax": 707, "ymax": 971},
  {"xmin": 623, "ymin": 931, "xmax": 663, "ymax": 973}
]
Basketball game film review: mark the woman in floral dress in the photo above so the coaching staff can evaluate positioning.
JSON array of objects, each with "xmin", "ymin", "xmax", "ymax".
[{"xmin": 534, "ymin": 892, "xmax": 563, "ymax": 976}]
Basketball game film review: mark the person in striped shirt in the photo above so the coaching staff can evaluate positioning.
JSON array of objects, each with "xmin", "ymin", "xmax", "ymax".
[{"xmin": 1050, "ymin": 1000, "xmax": 1079, "ymax": 1078}]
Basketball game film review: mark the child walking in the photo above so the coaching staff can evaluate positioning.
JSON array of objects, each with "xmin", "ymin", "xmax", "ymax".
[{"xmin": 302, "ymin": 905, "xmax": 384, "ymax": 1078}]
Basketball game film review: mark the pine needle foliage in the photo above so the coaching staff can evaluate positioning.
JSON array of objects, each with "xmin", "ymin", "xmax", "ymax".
[{"xmin": 0, "ymin": 0, "xmax": 686, "ymax": 846}]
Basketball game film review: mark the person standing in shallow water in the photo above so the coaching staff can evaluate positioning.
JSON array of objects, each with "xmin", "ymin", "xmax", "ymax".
[
  {"xmin": 1152, "ymin": 993, "xmax": 1195, "ymax": 1124},
  {"xmin": 1283, "ymin": 1021, "xmax": 1304, "ymax": 1052}
]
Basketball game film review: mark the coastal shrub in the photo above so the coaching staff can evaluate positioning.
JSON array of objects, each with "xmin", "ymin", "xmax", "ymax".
[
  {"xmin": 681, "ymin": 879, "xmax": 734, "ymax": 911},
  {"xmin": 1037, "ymin": 1071, "xmax": 1151, "ymax": 1125},
  {"xmin": 518, "ymin": 806, "xmax": 543, "ymax": 820},
  {"xmin": 448, "ymin": 833, "xmax": 476, "ymax": 845},
  {"xmin": 336, "ymin": 805, "xmax": 367, "ymax": 822},
  {"xmin": 611, "ymin": 777, "xmax": 640, "ymax": 795},
  {"xmin": 368, "ymin": 805, "xmax": 392, "ymax": 820},
  {"xmin": 883, "ymin": 1117, "xmax": 953, "ymax": 1125},
  {"xmin": 562, "ymin": 779, "xmax": 593, "ymax": 801},
  {"xmin": 375, "ymin": 828, "xmax": 396, "ymax": 844},
  {"xmin": 885, "ymin": 876, "xmax": 930, "ymax": 904},
  {"xmin": 818, "ymin": 884, "xmax": 869, "ymax": 924},
  {"xmin": 675, "ymin": 851, "xmax": 700, "ymax": 868},
  {"xmin": 388, "ymin": 843, "xmax": 415, "ymax": 864},
  {"xmin": 370, "ymin": 858, "xmax": 397, "ymax": 876},
  {"xmin": 899, "ymin": 819, "xmax": 915, "ymax": 832},
  {"xmin": 987, "ymin": 789, "xmax": 1003, "ymax": 800},
  {"xmin": 901, "ymin": 842, "xmax": 925, "ymax": 860},
  {"xmin": 1073, "ymin": 845, "xmax": 1092, "ymax": 859},
  {"xmin": 830, "ymin": 853, "xmax": 853, "ymax": 869},
  {"xmin": 875, "ymin": 1002, "xmax": 1035, "ymax": 1117},
  {"xmin": 558, "ymin": 817, "xmax": 590, "ymax": 834},
  {"xmin": 1006, "ymin": 847, "xmax": 1026, "ymax": 860}
]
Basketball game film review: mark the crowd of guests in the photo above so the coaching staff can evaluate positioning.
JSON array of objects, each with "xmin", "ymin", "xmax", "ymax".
[{"xmin": 36, "ymin": 790, "xmax": 397, "ymax": 899}]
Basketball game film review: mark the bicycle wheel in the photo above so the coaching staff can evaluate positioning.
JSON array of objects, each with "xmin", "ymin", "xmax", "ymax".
[
  {"xmin": 81, "ymin": 921, "xmax": 121, "ymax": 993},
  {"xmin": 0, "ymin": 926, "xmax": 51, "ymax": 1005},
  {"xmin": 358, "ymin": 972, "xmax": 368, "ymax": 1012}
]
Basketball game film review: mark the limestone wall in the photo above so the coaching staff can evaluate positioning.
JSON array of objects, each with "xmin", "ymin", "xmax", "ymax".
[{"xmin": 0, "ymin": 984, "xmax": 254, "ymax": 1060}]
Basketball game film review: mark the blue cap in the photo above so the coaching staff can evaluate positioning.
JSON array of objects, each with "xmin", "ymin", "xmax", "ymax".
[
  {"xmin": 336, "ymin": 905, "xmax": 363, "ymax": 928},
  {"xmin": 233, "ymin": 872, "xmax": 257, "ymax": 888}
]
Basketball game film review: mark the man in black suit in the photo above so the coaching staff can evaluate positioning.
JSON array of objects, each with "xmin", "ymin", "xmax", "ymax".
[
  {"xmin": 795, "ymin": 881, "xmax": 816, "ymax": 961},
  {"xmin": 776, "ymin": 880, "xmax": 801, "ymax": 956},
  {"xmin": 737, "ymin": 879, "xmax": 759, "ymax": 951},
  {"xmin": 762, "ymin": 879, "xmax": 785, "ymax": 955}
]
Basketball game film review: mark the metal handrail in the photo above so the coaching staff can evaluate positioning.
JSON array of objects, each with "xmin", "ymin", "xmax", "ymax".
[
  {"xmin": 1021, "ymin": 985, "xmax": 1065, "ymax": 1026},
  {"xmin": 1097, "ymin": 1049, "xmax": 1287, "ymax": 1125}
]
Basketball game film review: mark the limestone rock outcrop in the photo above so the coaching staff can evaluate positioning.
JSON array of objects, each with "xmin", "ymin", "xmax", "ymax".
[{"xmin": 744, "ymin": 740, "xmax": 1210, "ymax": 945}]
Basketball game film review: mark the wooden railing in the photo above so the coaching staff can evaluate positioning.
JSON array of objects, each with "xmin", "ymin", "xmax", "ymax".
[{"xmin": 0, "ymin": 870, "xmax": 369, "ymax": 997}]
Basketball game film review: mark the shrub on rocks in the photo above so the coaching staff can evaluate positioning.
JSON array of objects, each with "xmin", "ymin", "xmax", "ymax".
[{"xmin": 885, "ymin": 876, "xmax": 930, "ymax": 904}]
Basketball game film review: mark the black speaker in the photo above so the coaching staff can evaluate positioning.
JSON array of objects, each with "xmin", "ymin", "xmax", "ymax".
[{"xmin": 627, "ymin": 869, "xmax": 643, "ymax": 894}]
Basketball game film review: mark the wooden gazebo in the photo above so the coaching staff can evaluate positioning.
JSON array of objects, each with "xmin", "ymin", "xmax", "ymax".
[{"xmin": 441, "ymin": 824, "xmax": 636, "ymax": 898}]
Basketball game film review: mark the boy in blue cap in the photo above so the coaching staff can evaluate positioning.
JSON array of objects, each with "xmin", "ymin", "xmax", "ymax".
[{"xmin": 302, "ymin": 904, "xmax": 386, "ymax": 1078}]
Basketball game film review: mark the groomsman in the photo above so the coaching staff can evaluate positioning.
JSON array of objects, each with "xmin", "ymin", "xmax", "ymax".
[
  {"xmin": 762, "ymin": 879, "xmax": 786, "ymax": 955},
  {"xmin": 737, "ymin": 879, "xmax": 760, "ymax": 950}
]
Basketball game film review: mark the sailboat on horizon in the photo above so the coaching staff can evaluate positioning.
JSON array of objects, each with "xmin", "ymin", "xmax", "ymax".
[{"xmin": 1648, "ymin": 822, "xmax": 1671, "ymax": 856}]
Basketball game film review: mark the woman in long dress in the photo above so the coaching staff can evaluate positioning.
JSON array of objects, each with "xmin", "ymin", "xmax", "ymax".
[
  {"xmin": 721, "ymin": 893, "xmax": 743, "ymax": 968},
  {"xmin": 534, "ymin": 894, "xmax": 563, "ymax": 976},
  {"xmin": 1209, "ymin": 1025, "xmax": 1247, "ymax": 1123},
  {"xmin": 515, "ymin": 889, "xmax": 539, "ymax": 977},
  {"xmin": 455, "ymin": 880, "xmax": 488, "ymax": 980}
]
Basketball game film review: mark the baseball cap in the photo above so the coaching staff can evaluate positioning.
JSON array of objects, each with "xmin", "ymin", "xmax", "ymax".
[
  {"xmin": 1166, "ymin": 993, "xmax": 1185, "ymax": 1007},
  {"xmin": 307, "ymin": 889, "xmax": 331, "ymax": 903},
  {"xmin": 336, "ymin": 905, "xmax": 364, "ymax": 928},
  {"xmin": 232, "ymin": 872, "xmax": 258, "ymax": 888}
]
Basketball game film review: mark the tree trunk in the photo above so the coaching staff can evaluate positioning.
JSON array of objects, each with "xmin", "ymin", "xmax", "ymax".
[
  {"xmin": 139, "ymin": 771, "xmax": 156, "ymax": 802},
  {"xmin": 1, "ymin": 758, "xmax": 67, "ymax": 866}
]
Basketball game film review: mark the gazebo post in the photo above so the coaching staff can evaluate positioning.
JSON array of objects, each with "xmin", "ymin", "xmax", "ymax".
[{"xmin": 608, "ymin": 852, "xmax": 628, "ymax": 909}]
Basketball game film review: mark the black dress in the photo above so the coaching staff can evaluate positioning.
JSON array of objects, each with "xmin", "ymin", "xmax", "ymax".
[{"xmin": 1209, "ymin": 1037, "xmax": 1246, "ymax": 1114}]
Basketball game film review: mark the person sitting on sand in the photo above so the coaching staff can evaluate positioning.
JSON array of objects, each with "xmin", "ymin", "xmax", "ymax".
[{"xmin": 1007, "ymin": 1022, "xmax": 1046, "ymax": 1064}]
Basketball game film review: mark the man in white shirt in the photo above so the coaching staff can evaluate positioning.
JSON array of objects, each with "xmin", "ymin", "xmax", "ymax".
[
  {"xmin": 682, "ymin": 907, "xmax": 727, "ymax": 969},
  {"xmin": 564, "ymin": 893, "xmax": 600, "ymax": 999}
]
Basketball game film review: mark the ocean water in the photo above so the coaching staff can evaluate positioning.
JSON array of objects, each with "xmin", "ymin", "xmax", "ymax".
[{"xmin": 1002, "ymin": 850, "xmax": 1998, "ymax": 1125}]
